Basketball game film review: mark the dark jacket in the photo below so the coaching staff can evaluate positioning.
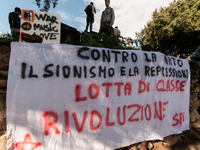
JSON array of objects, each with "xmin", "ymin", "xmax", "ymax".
[
  {"xmin": 9, "ymin": 12, "xmax": 20, "ymax": 29},
  {"xmin": 85, "ymin": 5, "xmax": 94, "ymax": 23}
]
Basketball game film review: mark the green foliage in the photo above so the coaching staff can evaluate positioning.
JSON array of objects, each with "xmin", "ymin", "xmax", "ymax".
[
  {"xmin": 78, "ymin": 32, "xmax": 137, "ymax": 50},
  {"xmin": 35, "ymin": 0, "xmax": 58, "ymax": 12},
  {"xmin": 136, "ymin": 0, "xmax": 200, "ymax": 56},
  {"xmin": 0, "ymin": 31, "xmax": 137, "ymax": 50},
  {"xmin": 0, "ymin": 32, "xmax": 18, "ymax": 42}
]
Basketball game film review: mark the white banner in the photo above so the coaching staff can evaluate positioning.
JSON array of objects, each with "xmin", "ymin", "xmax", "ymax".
[
  {"xmin": 7, "ymin": 42, "xmax": 190, "ymax": 150},
  {"xmin": 19, "ymin": 9, "xmax": 61, "ymax": 44}
]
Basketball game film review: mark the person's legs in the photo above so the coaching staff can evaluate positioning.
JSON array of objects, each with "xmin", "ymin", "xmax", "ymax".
[
  {"xmin": 85, "ymin": 22, "xmax": 89, "ymax": 32},
  {"xmin": 105, "ymin": 25, "xmax": 112, "ymax": 35},
  {"xmin": 90, "ymin": 22, "xmax": 92, "ymax": 32},
  {"xmin": 11, "ymin": 28, "xmax": 20, "ymax": 41},
  {"xmin": 99, "ymin": 27, "xmax": 107, "ymax": 33},
  {"xmin": 90, "ymin": 14, "xmax": 94, "ymax": 32},
  {"xmin": 85, "ymin": 17, "xmax": 89, "ymax": 32}
]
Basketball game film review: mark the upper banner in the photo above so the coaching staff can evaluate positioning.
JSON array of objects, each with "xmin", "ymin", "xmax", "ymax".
[
  {"xmin": 7, "ymin": 42, "xmax": 190, "ymax": 150},
  {"xmin": 19, "ymin": 9, "xmax": 61, "ymax": 44}
]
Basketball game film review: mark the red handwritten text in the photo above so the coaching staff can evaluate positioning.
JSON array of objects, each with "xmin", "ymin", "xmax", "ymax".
[
  {"xmin": 42, "ymin": 101, "xmax": 169, "ymax": 135},
  {"xmin": 75, "ymin": 82, "xmax": 132, "ymax": 102},
  {"xmin": 172, "ymin": 112, "xmax": 185, "ymax": 127}
]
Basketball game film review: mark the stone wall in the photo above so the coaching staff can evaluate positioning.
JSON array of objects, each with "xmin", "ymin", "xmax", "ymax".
[
  {"xmin": 0, "ymin": 42, "xmax": 10, "ymax": 150},
  {"xmin": 0, "ymin": 42, "xmax": 200, "ymax": 150}
]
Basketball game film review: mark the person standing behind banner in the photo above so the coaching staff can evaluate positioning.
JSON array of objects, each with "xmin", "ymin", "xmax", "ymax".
[
  {"xmin": 84, "ymin": 2, "xmax": 96, "ymax": 32},
  {"xmin": 8, "ymin": 7, "xmax": 21, "ymax": 40},
  {"xmin": 9, "ymin": 7, "xmax": 21, "ymax": 32},
  {"xmin": 100, "ymin": 0, "xmax": 115, "ymax": 35},
  {"xmin": 114, "ymin": 26, "xmax": 120, "ymax": 36}
]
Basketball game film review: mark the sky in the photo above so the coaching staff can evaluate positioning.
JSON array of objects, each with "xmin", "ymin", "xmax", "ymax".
[{"xmin": 0, "ymin": 0, "xmax": 175, "ymax": 40}]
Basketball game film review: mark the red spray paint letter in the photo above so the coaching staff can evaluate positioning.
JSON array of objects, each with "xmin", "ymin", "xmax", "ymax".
[
  {"xmin": 88, "ymin": 84, "xmax": 100, "ymax": 100},
  {"xmin": 75, "ymin": 84, "xmax": 87, "ymax": 102},
  {"xmin": 42, "ymin": 111, "xmax": 60, "ymax": 136},
  {"xmin": 64, "ymin": 111, "xmax": 69, "ymax": 133},
  {"xmin": 90, "ymin": 110, "xmax": 102, "ymax": 130},
  {"xmin": 72, "ymin": 111, "xmax": 88, "ymax": 132},
  {"xmin": 105, "ymin": 107, "xmax": 115, "ymax": 126}
]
